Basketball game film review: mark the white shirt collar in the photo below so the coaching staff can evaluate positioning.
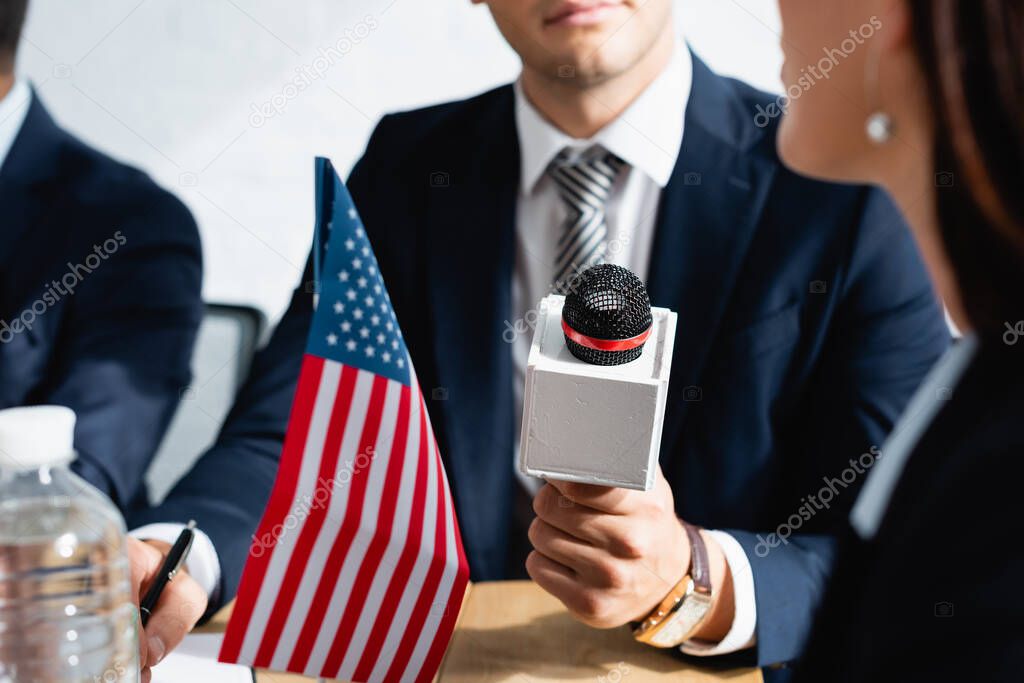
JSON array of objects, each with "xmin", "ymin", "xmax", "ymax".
[
  {"xmin": 514, "ymin": 42, "xmax": 691, "ymax": 195},
  {"xmin": 0, "ymin": 80, "xmax": 31, "ymax": 173}
]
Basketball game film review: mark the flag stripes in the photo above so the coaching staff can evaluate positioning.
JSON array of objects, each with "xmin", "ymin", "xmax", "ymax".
[
  {"xmin": 220, "ymin": 159, "xmax": 469, "ymax": 682},
  {"xmin": 221, "ymin": 359, "xmax": 467, "ymax": 681},
  {"xmin": 253, "ymin": 363, "xmax": 360, "ymax": 665},
  {"xmin": 352, "ymin": 394, "xmax": 431, "ymax": 680},
  {"xmin": 219, "ymin": 355, "xmax": 327, "ymax": 663},
  {"xmin": 278, "ymin": 373, "xmax": 391, "ymax": 672},
  {"xmin": 272, "ymin": 367, "xmax": 378, "ymax": 669}
]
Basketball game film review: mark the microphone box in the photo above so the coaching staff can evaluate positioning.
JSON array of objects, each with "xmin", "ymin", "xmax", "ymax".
[{"xmin": 518, "ymin": 294, "xmax": 677, "ymax": 491}]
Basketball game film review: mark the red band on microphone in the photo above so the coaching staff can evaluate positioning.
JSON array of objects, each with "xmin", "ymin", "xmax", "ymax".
[{"xmin": 561, "ymin": 318, "xmax": 652, "ymax": 352}]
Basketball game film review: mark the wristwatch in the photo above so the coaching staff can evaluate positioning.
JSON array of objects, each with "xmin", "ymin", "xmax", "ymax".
[{"xmin": 633, "ymin": 522, "xmax": 713, "ymax": 648}]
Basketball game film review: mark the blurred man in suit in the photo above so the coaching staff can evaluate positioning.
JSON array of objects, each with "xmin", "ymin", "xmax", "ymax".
[
  {"xmin": 134, "ymin": 0, "xmax": 950, "ymax": 677},
  {"xmin": 0, "ymin": 3, "xmax": 205, "ymax": 668}
]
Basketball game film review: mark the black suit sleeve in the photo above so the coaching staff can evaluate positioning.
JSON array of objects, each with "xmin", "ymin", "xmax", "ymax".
[
  {"xmin": 724, "ymin": 188, "xmax": 952, "ymax": 666},
  {"xmin": 54, "ymin": 187, "xmax": 203, "ymax": 508},
  {"xmin": 860, "ymin": 439, "xmax": 1024, "ymax": 680}
]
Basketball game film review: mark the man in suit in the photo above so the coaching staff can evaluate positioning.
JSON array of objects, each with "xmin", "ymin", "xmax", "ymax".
[
  {"xmin": 0, "ymin": 0, "xmax": 203, "ymax": 502},
  {"xmin": 134, "ymin": 0, "xmax": 949, "ymax": 675},
  {"xmin": 0, "ymin": 0, "xmax": 203, "ymax": 620}
]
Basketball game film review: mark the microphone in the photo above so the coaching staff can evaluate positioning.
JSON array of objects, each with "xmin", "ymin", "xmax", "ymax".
[
  {"xmin": 561, "ymin": 264, "xmax": 654, "ymax": 366},
  {"xmin": 519, "ymin": 265, "xmax": 677, "ymax": 491}
]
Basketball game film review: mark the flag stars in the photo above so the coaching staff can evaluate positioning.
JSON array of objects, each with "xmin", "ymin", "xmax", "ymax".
[{"xmin": 318, "ymin": 205, "xmax": 412, "ymax": 381}]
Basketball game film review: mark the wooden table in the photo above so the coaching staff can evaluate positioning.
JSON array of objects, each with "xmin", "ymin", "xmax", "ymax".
[{"xmin": 205, "ymin": 581, "xmax": 762, "ymax": 683}]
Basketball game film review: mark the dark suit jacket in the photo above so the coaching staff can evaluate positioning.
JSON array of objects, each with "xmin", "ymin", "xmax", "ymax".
[
  {"xmin": 138, "ymin": 56, "xmax": 950, "ymax": 667},
  {"xmin": 0, "ymin": 92, "xmax": 203, "ymax": 510},
  {"xmin": 794, "ymin": 338, "xmax": 1024, "ymax": 681}
]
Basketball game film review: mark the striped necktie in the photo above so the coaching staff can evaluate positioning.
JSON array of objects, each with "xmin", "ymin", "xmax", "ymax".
[{"xmin": 549, "ymin": 149, "xmax": 626, "ymax": 293}]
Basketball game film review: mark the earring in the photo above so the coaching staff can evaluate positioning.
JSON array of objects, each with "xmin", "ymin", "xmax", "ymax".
[
  {"xmin": 866, "ymin": 112, "xmax": 894, "ymax": 144},
  {"xmin": 864, "ymin": 47, "xmax": 893, "ymax": 145}
]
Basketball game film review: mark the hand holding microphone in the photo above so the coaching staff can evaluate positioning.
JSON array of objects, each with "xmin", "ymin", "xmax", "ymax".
[
  {"xmin": 520, "ymin": 265, "xmax": 734, "ymax": 642},
  {"xmin": 527, "ymin": 465, "xmax": 690, "ymax": 627}
]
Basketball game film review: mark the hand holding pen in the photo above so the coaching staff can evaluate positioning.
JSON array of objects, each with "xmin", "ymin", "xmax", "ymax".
[{"xmin": 128, "ymin": 522, "xmax": 210, "ymax": 683}]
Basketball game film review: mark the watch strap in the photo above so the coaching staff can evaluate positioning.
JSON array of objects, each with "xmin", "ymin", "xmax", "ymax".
[{"xmin": 683, "ymin": 522, "xmax": 711, "ymax": 595}]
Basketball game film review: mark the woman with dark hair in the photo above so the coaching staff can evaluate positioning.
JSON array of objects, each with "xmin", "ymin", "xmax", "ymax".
[{"xmin": 773, "ymin": 0, "xmax": 1024, "ymax": 680}]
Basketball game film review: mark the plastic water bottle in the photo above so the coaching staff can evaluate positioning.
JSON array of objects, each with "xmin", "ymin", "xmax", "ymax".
[{"xmin": 0, "ymin": 406, "xmax": 139, "ymax": 682}]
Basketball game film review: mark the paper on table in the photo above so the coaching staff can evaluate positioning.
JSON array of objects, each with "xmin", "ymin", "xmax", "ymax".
[{"xmin": 152, "ymin": 633, "xmax": 253, "ymax": 683}]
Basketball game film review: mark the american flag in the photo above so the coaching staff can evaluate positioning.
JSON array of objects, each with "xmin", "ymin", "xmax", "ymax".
[{"xmin": 219, "ymin": 158, "xmax": 470, "ymax": 682}]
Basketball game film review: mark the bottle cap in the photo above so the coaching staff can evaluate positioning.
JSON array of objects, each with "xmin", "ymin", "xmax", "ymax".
[{"xmin": 0, "ymin": 406, "xmax": 77, "ymax": 471}]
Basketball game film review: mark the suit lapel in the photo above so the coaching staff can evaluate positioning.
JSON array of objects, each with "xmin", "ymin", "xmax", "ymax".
[
  {"xmin": 647, "ymin": 55, "xmax": 778, "ymax": 440},
  {"xmin": 425, "ymin": 87, "xmax": 519, "ymax": 578}
]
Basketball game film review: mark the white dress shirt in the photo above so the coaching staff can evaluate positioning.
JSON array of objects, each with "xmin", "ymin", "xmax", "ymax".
[
  {"xmin": 0, "ymin": 79, "xmax": 30, "ymax": 171},
  {"xmin": 510, "ymin": 43, "xmax": 756, "ymax": 655}
]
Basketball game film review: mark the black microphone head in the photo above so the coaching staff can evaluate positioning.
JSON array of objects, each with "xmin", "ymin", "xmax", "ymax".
[{"xmin": 561, "ymin": 264, "xmax": 653, "ymax": 366}]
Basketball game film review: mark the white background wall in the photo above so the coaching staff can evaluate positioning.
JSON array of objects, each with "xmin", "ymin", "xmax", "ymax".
[{"xmin": 15, "ymin": 0, "xmax": 782, "ymax": 327}]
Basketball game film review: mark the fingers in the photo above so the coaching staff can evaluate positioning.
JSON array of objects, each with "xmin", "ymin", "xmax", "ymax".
[
  {"xmin": 128, "ymin": 538, "xmax": 166, "ymax": 668},
  {"xmin": 527, "ymin": 518, "xmax": 605, "ymax": 579},
  {"xmin": 532, "ymin": 483, "xmax": 630, "ymax": 550},
  {"xmin": 545, "ymin": 478, "xmax": 636, "ymax": 514},
  {"xmin": 525, "ymin": 550, "xmax": 577, "ymax": 601},
  {"xmin": 141, "ymin": 572, "xmax": 208, "ymax": 668},
  {"xmin": 127, "ymin": 537, "xmax": 208, "ymax": 670},
  {"xmin": 128, "ymin": 537, "xmax": 166, "ymax": 604},
  {"xmin": 525, "ymin": 550, "xmax": 622, "ymax": 629}
]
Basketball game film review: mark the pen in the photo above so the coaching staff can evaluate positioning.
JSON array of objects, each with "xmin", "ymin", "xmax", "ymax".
[{"xmin": 139, "ymin": 520, "xmax": 196, "ymax": 628}]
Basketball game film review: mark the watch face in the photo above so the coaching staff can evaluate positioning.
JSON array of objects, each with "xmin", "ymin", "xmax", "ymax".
[{"xmin": 650, "ymin": 591, "xmax": 713, "ymax": 647}]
